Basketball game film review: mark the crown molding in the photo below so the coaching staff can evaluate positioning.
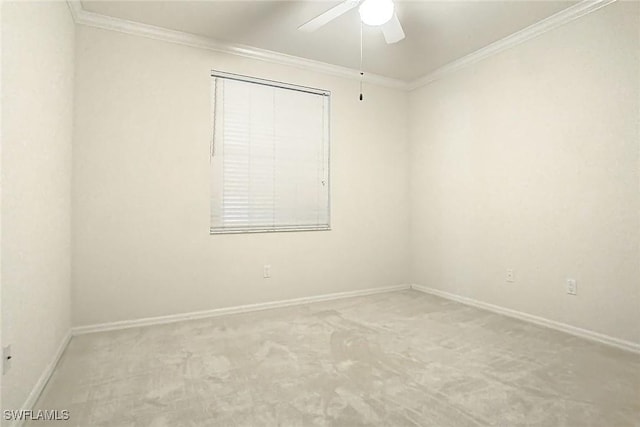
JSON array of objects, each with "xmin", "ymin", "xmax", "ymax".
[
  {"xmin": 66, "ymin": 1, "xmax": 408, "ymax": 90},
  {"xmin": 67, "ymin": 0, "xmax": 615, "ymax": 92},
  {"xmin": 66, "ymin": 0, "xmax": 82, "ymax": 22},
  {"xmin": 406, "ymin": 0, "xmax": 617, "ymax": 90}
]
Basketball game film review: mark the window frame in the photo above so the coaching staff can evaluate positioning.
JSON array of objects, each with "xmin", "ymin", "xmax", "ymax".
[{"xmin": 209, "ymin": 70, "xmax": 332, "ymax": 235}]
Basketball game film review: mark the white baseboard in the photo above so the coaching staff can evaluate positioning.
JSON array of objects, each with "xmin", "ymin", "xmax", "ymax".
[
  {"xmin": 11, "ymin": 331, "xmax": 72, "ymax": 427},
  {"xmin": 72, "ymin": 284, "xmax": 412, "ymax": 335},
  {"xmin": 411, "ymin": 284, "xmax": 640, "ymax": 354}
]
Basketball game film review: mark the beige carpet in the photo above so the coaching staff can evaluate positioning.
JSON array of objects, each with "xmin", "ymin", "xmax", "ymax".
[{"xmin": 29, "ymin": 290, "xmax": 639, "ymax": 426}]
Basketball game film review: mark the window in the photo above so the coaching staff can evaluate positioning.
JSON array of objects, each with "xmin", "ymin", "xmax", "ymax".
[{"xmin": 210, "ymin": 71, "xmax": 330, "ymax": 234}]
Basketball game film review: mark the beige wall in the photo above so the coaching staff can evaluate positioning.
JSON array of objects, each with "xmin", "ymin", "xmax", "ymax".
[
  {"xmin": 1, "ymin": 1, "xmax": 75, "ymax": 411},
  {"xmin": 0, "ymin": 0, "xmax": 4, "ymax": 413},
  {"xmin": 72, "ymin": 26, "xmax": 410, "ymax": 326},
  {"xmin": 409, "ymin": 1, "xmax": 640, "ymax": 345}
]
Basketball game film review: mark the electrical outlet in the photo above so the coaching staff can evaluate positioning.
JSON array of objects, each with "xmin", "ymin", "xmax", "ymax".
[
  {"xmin": 263, "ymin": 264, "xmax": 271, "ymax": 279},
  {"xmin": 506, "ymin": 269, "xmax": 515, "ymax": 283},
  {"xmin": 3, "ymin": 345, "xmax": 12, "ymax": 375},
  {"xmin": 566, "ymin": 278, "xmax": 577, "ymax": 295}
]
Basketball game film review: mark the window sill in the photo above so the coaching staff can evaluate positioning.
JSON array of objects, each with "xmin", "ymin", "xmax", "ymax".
[{"xmin": 210, "ymin": 226, "xmax": 331, "ymax": 235}]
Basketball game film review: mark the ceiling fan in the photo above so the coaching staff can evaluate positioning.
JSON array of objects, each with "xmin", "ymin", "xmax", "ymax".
[{"xmin": 298, "ymin": 0, "xmax": 406, "ymax": 44}]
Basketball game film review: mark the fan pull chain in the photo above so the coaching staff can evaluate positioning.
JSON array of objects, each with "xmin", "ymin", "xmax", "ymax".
[{"xmin": 359, "ymin": 21, "xmax": 364, "ymax": 101}]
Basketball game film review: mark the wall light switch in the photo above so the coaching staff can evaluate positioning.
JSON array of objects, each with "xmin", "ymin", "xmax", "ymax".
[
  {"xmin": 263, "ymin": 265, "xmax": 271, "ymax": 279},
  {"xmin": 566, "ymin": 278, "xmax": 577, "ymax": 295}
]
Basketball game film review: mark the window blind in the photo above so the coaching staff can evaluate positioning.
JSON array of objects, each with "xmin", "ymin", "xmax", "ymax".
[{"xmin": 210, "ymin": 71, "xmax": 330, "ymax": 234}]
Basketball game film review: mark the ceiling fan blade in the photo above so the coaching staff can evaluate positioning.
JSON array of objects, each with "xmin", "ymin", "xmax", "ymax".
[
  {"xmin": 298, "ymin": 0, "xmax": 360, "ymax": 32},
  {"xmin": 381, "ymin": 12, "xmax": 405, "ymax": 44}
]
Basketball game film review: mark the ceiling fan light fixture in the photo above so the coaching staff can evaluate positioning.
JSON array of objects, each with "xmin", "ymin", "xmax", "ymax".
[{"xmin": 358, "ymin": 0, "xmax": 394, "ymax": 26}]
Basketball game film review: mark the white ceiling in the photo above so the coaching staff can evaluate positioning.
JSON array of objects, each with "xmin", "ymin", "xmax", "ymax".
[{"xmin": 80, "ymin": 1, "xmax": 577, "ymax": 81}]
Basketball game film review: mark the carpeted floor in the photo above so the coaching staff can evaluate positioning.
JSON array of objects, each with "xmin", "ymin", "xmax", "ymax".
[{"xmin": 29, "ymin": 290, "xmax": 640, "ymax": 426}]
